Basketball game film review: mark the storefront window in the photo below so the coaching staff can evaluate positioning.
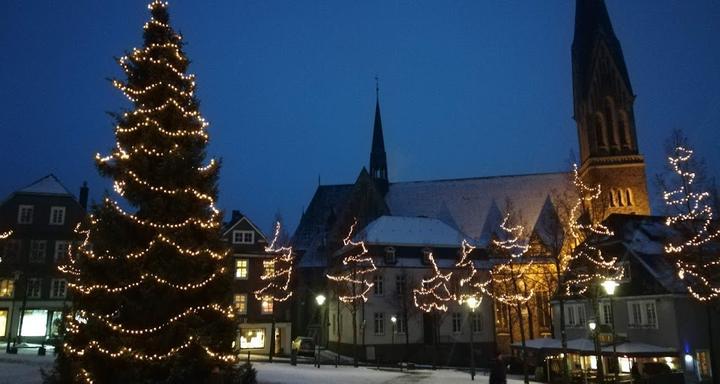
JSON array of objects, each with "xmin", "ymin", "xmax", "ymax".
[
  {"xmin": 0, "ymin": 310, "xmax": 7, "ymax": 337},
  {"xmin": 20, "ymin": 309, "xmax": 48, "ymax": 337},
  {"xmin": 239, "ymin": 328, "xmax": 265, "ymax": 349}
]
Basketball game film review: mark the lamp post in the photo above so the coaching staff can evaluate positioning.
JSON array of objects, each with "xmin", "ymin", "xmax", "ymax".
[
  {"xmin": 390, "ymin": 315, "xmax": 397, "ymax": 347},
  {"xmin": 602, "ymin": 279, "xmax": 620, "ymax": 383},
  {"xmin": 315, "ymin": 294, "xmax": 326, "ymax": 368},
  {"xmin": 466, "ymin": 296, "xmax": 481, "ymax": 381},
  {"xmin": 588, "ymin": 319, "xmax": 604, "ymax": 383}
]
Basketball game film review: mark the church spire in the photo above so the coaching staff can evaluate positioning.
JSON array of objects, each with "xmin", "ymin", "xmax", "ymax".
[{"xmin": 369, "ymin": 76, "xmax": 389, "ymax": 195}]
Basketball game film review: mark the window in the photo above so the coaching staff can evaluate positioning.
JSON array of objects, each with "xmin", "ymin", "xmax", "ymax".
[
  {"xmin": 696, "ymin": 350, "xmax": 712, "ymax": 380},
  {"xmin": 235, "ymin": 259, "xmax": 248, "ymax": 279},
  {"xmin": 452, "ymin": 312, "xmax": 462, "ymax": 333},
  {"xmin": 2, "ymin": 240, "xmax": 21, "ymax": 260},
  {"xmin": 29, "ymin": 240, "xmax": 47, "ymax": 263},
  {"xmin": 50, "ymin": 279, "xmax": 67, "ymax": 298},
  {"xmin": 50, "ymin": 311, "xmax": 63, "ymax": 336},
  {"xmin": 20, "ymin": 309, "xmax": 48, "ymax": 337},
  {"xmin": 27, "ymin": 278, "xmax": 41, "ymax": 298},
  {"xmin": 0, "ymin": 310, "xmax": 7, "ymax": 337},
  {"xmin": 396, "ymin": 315, "xmax": 407, "ymax": 334},
  {"xmin": 232, "ymin": 230, "xmax": 254, "ymax": 244},
  {"xmin": 565, "ymin": 303, "xmax": 586, "ymax": 327},
  {"xmin": 234, "ymin": 294, "xmax": 247, "ymax": 315},
  {"xmin": 0, "ymin": 279, "xmax": 14, "ymax": 297},
  {"xmin": 627, "ymin": 300, "xmax": 657, "ymax": 328},
  {"xmin": 422, "ymin": 248, "xmax": 432, "ymax": 264},
  {"xmin": 536, "ymin": 291, "xmax": 552, "ymax": 328},
  {"xmin": 625, "ymin": 189, "xmax": 634, "ymax": 207},
  {"xmin": 54, "ymin": 241, "xmax": 70, "ymax": 262},
  {"xmin": 471, "ymin": 312, "xmax": 483, "ymax": 333},
  {"xmin": 239, "ymin": 328, "xmax": 265, "ymax": 349},
  {"xmin": 599, "ymin": 301, "xmax": 612, "ymax": 325},
  {"xmin": 49, "ymin": 206, "xmax": 66, "ymax": 225},
  {"xmin": 373, "ymin": 274, "xmax": 383, "ymax": 296},
  {"xmin": 496, "ymin": 303, "xmax": 510, "ymax": 330},
  {"xmin": 373, "ymin": 312, "xmax": 384, "ymax": 335},
  {"xmin": 263, "ymin": 260, "xmax": 274, "ymax": 277},
  {"xmin": 396, "ymin": 274, "xmax": 406, "ymax": 296},
  {"xmin": 261, "ymin": 296, "xmax": 273, "ymax": 314},
  {"xmin": 384, "ymin": 247, "xmax": 396, "ymax": 264},
  {"xmin": 17, "ymin": 205, "xmax": 34, "ymax": 224}
]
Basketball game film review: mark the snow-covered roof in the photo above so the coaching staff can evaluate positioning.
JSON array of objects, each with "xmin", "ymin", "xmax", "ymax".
[
  {"xmin": 17, "ymin": 174, "xmax": 73, "ymax": 196},
  {"xmin": 356, "ymin": 215, "xmax": 469, "ymax": 247},
  {"xmin": 387, "ymin": 172, "xmax": 571, "ymax": 245}
]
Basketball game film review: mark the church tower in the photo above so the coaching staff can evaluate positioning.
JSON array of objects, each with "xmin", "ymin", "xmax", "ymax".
[
  {"xmin": 572, "ymin": 0, "xmax": 650, "ymax": 219},
  {"xmin": 369, "ymin": 80, "xmax": 389, "ymax": 195}
]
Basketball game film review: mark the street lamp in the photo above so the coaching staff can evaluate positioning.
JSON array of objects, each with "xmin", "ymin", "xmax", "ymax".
[
  {"xmin": 315, "ymin": 294, "xmax": 326, "ymax": 306},
  {"xmin": 390, "ymin": 315, "xmax": 397, "ymax": 348},
  {"xmin": 314, "ymin": 294, "xmax": 327, "ymax": 368},
  {"xmin": 587, "ymin": 319, "xmax": 597, "ymax": 331},
  {"xmin": 588, "ymin": 318, "xmax": 604, "ymax": 382},
  {"xmin": 602, "ymin": 279, "xmax": 620, "ymax": 383},
  {"xmin": 465, "ymin": 296, "xmax": 481, "ymax": 381}
]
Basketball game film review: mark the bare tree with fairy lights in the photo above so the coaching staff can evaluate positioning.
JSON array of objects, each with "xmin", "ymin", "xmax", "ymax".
[{"xmin": 51, "ymin": 2, "xmax": 243, "ymax": 382}]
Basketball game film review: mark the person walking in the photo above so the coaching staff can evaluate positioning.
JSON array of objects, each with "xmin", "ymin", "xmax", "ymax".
[{"xmin": 490, "ymin": 354, "xmax": 507, "ymax": 384}]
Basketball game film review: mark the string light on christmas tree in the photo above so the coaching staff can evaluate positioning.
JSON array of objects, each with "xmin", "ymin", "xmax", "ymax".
[
  {"xmin": 326, "ymin": 218, "xmax": 377, "ymax": 303},
  {"xmin": 254, "ymin": 222, "xmax": 295, "ymax": 302},
  {"xmin": 663, "ymin": 146, "xmax": 720, "ymax": 302},
  {"xmin": 414, "ymin": 252, "xmax": 455, "ymax": 312}
]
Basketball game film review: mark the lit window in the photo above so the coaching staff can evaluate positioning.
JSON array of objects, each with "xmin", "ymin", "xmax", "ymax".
[
  {"xmin": 261, "ymin": 296, "xmax": 273, "ymax": 314},
  {"xmin": 234, "ymin": 294, "xmax": 247, "ymax": 315},
  {"xmin": 373, "ymin": 274, "xmax": 383, "ymax": 296},
  {"xmin": 235, "ymin": 259, "xmax": 248, "ymax": 279},
  {"xmin": 239, "ymin": 328, "xmax": 265, "ymax": 349},
  {"xmin": 27, "ymin": 278, "xmax": 42, "ymax": 298},
  {"xmin": 697, "ymin": 350, "xmax": 712, "ymax": 380},
  {"xmin": 452, "ymin": 312, "xmax": 462, "ymax": 333},
  {"xmin": 50, "ymin": 311, "xmax": 63, "ymax": 336},
  {"xmin": 29, "ymin": 240, "xmax": 47, "ymax": 263},
  {"xmin": 384, "ymin": 247, "xmax": 396, "ymax": 264},
  {"xmin": 232, "ymin": 230, "xmax": 254, "ymax": 244},
  {"xmin": 0, "ymin": 279, "xmax": 14, "ymax": 298},
  {"xmin": 17, "ymin": 205, "xmax": 34, "ymax": 224},
  {"xmin": 373, "ymin": 312, "xmax": 384, "ymax": 335},
  {"xmin": 54, "ymin": 241, "xmax": 70, "ymax": 262},
  {"xmin": 263, "ymin": 260, "xmax": 274, "ymax": 277},
  {"xmin": 20, "ymin": 309, "xmax": 48, "ymax": 337},
  {"xmin": 0, "ymin": 310, "xmax": 7, "ymax": 337},
  {"xmin": 49, "ymin": 206, "xmax": 66, "ymax": 225},
  {"xmin": 50, "ymin": 279, "xmax": 67, "ymax": 298}
]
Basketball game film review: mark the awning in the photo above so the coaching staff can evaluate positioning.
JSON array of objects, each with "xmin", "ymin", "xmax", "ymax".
[
  {"xmin": 602, "ymin": 342, "xmax": 676, "ymax": 356},
  {"xmin": 512, "ymin": 338, "xmax": 677, "ymax": 357}
]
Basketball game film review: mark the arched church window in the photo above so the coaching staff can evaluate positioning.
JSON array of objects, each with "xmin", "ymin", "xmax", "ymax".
[
  {"xmin": 594, "ymin": 113, "xmax": 608, "ymax": 149},
  {"xmin": 618, "ymin": 110, "xmax": 632, "ymax": 149},
  {"xmin": 609, "ymin": 190, "xmax": 617, "ymax": 207},
  {"xmin": 605, "ymin": 97, "xmax": 619, "ymax": 149},
  {"xmin": 616, "ymin": 189, "xmax": 626, "ymax": 207},
  {"xmin": 625, "ymin": 188, "xmax": 634, "ymax": 207}
]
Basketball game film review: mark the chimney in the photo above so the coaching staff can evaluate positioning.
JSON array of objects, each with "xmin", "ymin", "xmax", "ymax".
[
  {"xmin": 79, "ymin": 181, "xmax": 89, "ymax": 210},
  {"xmin": 231, "ymin": 210, "xmax": 241, "ymax": 222}
]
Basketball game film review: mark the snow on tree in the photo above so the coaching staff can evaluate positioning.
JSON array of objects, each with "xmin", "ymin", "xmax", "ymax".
[
  {"xmin": 56, "ymin": 2, "xmax": 239, "ymax": 382},
  {"xmin": 664, "ymin": 146, "xmax": 720, "ymax": 302},
  {"xmin": 254, "ymin": 221, "xmax": 294, "ymax": 362}
]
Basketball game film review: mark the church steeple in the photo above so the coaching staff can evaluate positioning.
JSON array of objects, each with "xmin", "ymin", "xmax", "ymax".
[
  {"xmin": 572, "ymin": 0, "xmax": 650, "ymax": 219},
  {"xmin": 369, "ymin": 78, "xmax": 389, "ymax": 195}
]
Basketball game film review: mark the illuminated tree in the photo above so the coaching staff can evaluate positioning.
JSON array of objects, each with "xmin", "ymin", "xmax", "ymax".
[
  {"xmin": 478, "ymin": 212, "xmax": 535, "ymax": 384},
  {"xmin": 0, "ymin": 230, "xmax": 11, "ymax": 263},
  {"xmin": 254, "ymin": 222, "xmax": 294, "ymax": 363},
  {"xmin": 454, "ymin": 240, "xmax": 480, "ymax": 304},
  {"xmin": 326, "ymin": 219, "xmax": 376, "ymax": 367},
  {"xmin": 664, "ymin": 146, "xmax": 720, "ymax": 302},
  {"xmin": 55, "ymin": 2, "xmax": 239, "ymax": 382}
]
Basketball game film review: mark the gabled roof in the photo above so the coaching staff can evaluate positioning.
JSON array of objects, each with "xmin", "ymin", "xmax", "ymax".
[
  {"xmin": 355, "ymin": 215, "xmax": 470, "ymax": 248},
  {"xmin": 386, "ymin": 172, "xmax": 571, "ymax": 246},
  {"xmin": 16, "ymin": 174, "xmax": 73, "ymax": 197},
  {"xmin": 222, "ymin": 212, "xmax": 268, "ymax": 243}
]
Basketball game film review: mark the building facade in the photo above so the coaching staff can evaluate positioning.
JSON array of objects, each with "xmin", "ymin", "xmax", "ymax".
[
  {"xmin": 222, "ymin": 211, "xmax": 292, "ymax": 357},
  {"xmin": 0, "ymin": 175, "xmax": 87, "ymax": 348}
]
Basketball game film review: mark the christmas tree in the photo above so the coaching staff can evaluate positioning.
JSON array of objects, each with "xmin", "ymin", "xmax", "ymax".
[
  {"xmin": 254, "ymin": 222, "xmax": 294, "ymax": 362},
  {"xmin": 57, "ymin": 2, "xmax": 238, "ymax": 382}
]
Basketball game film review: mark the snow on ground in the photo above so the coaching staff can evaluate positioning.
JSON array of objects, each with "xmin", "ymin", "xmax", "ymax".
[
  {"xmin": 255, "ymin": 362, "xmax": 530, "ymax": 384},
  {"xmin": 0, "ymin": 351, "xmax": 54, "ymax": 384}
]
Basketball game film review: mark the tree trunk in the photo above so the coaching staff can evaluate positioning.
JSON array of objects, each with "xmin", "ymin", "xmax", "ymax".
[
  {"xmin": 352, "ymin": 303, "xmax": 358, "ymax": 367},
  {"xmin": 516, "ymin": 304, "xmax": 530, "ymax": 384},
  {"xmin": 525, "ymin": 302, "xmax": 535, "ymax": 340}
]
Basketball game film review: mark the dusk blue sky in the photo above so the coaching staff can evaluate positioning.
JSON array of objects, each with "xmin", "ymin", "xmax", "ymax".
[{"xmin": 1, "ymin": 1, "xmax": 719, "ymax": 235}]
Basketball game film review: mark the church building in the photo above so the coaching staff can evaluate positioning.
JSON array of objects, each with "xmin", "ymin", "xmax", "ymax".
[{"xmin": 291, "ymin": 0, "xmax": 650, "ymax": 366}]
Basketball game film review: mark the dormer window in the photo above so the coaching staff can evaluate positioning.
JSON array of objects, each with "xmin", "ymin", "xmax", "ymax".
[
  {"xmin": 422, "ymin": 247, "xmax": 432, "ymax": 264},
  {"xmin": 232, "ymin": 230, "xmax": 254, "ymax": 244},
  {"xmin": 384, "ymin": 247, "xmax": 396, "ymax": 264}
]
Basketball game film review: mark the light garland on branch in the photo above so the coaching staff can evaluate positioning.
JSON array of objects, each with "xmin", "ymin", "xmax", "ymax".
[
  {"xmin": 254, "ymin": 222, "xmax": 295, "ymax": 302},
  {"xmin": 64, "ymin": 336, "xmax": 235, "ymax": 362},
  {"xmin": 414, "ymin": 252, "xmax": 455, "ymax": 312},
  {"xmin": 663, "ymin": 146, "xmax": 720, "ymax": 302},
  {"xmin": 455, "ymin": 239, "xmax": 479, "ymax": 304},
  {"xmin": 68, "ymin": 267, "xmax": 226, "ymax": 294},
  {"xmin": 326, "ymin": 219, "xmax": 377, "ymax": 303},
  {"xmin": 563, "ymin": 164, "xmax": 622, "ymax": 296}
]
